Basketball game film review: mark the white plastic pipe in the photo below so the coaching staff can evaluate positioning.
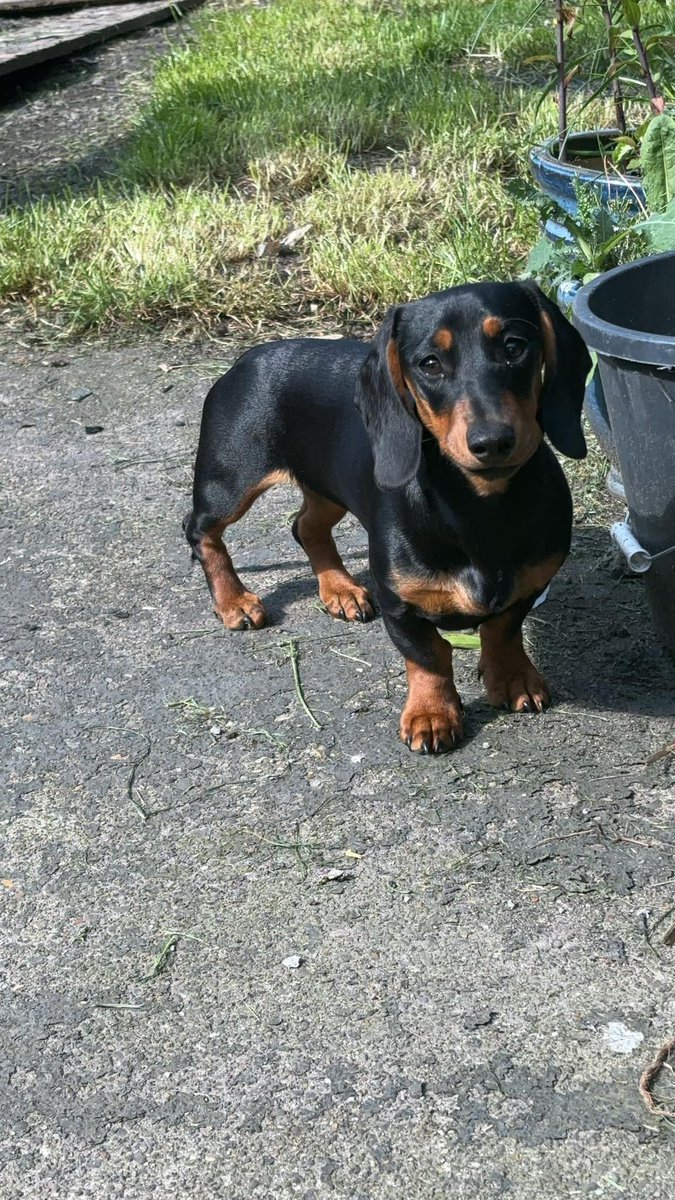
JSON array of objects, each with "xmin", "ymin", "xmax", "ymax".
[{"xmin": 610, "ymin": 520, "xmax": 652, "ymax": 573}]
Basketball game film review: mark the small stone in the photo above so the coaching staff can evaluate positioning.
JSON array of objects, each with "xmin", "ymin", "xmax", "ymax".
[
  {"xmin": 209, "ymin": 724, "xmax": 222, "ymax": 738},
  {"xmin": 70, "ymin": 388, "xmax": 93, "ymax": 402},
  {"xmin": 51, "ymin": 358, "xmax": 69, "ymax": 368},
  {"xmin": 315, "ymin": 868, "xmax": 354, "ymax": 885},
  {"xmin": 463, "ymin": 1009, "xmax": 497, "ymax": 1029},
  {"xmin": 85, "ymin": 425, "xmax": 104, "ymax": 435},
  {"xmin": 282, "ymin": 955, "xmax": 302, "ymax": 969},
  {"xmin": 163, "ymin": 384, "xmax": 174, "ymax": 393},
  {"xmin": 602, "ymin": 1021, "xmax": 644, "ymax": 1054}
]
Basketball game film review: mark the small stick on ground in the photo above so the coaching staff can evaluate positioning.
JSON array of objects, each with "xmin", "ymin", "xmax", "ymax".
[
  {"xmin": 663, "ymin": 918, "xmax": 675, "ymax": 947},
  {"xmin": 143, "ymin": 933, "xmax": 179, "ymax": 982},
  {"xmin": 94, "ymin": 1002, "xmax": 146, "ymax": 1011},
  {"xmin": 126, "ymin": 736, "xmax": 152, "ymax": 822},
  {"xmin": 329, "ymin": 646, "xmax": 372, "ymax": 667},
  {"xmin": 646, "ymin": 739, "xmax": 675, "ymax": 766},
  {"xmin": 283, "ymin": 638, "xmax": 322, "ymax": 729},
  {"xmin": 639, "ymin": 1036, "xmax": 675, "ymax": 1119}
]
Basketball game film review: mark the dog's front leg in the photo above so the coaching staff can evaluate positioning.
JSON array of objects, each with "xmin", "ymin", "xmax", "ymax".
[
  {"xmin": 381, "ymin": 607, "xmax": 464, "ymax": 754},
  {"xmin": 479, "ymin": 603, "xmax": 550, "ymax": 713}
]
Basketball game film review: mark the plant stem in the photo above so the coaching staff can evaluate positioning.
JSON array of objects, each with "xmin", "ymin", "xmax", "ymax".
[
  {"xmin": 554, "ymin": 0, "xmax": 568, "ymax": 160},
  {"xmin": 630, "ymin": 17, "xmax": 663, "ymax": 113},
  {"xmin": 599, "ymin": 0, "xmax": 626, "ymax": 133},
  {"xmin": 284, "ymin": 638, "xmax": 322, "ymax": 730}
]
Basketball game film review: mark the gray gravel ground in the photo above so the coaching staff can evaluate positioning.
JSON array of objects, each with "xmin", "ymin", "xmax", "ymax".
[{"xmin": 1, "ymin": 336, "xmax": 675, "ymax": 1198}]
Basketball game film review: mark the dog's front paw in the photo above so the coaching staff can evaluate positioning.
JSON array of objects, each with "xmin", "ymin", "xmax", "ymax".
[
  {"xmin": 400, "ymin": 696, "xmax": 464, "ymax": 755},
  {"xmin": 214, "ymin": 591, "xmax": 267, "ymax": 631},
  {"xmin": 319, "ymin": 573, "xmax": 375, "ymax": 623},
  {"xmin": 480, "ymin": 652, "xmax": 550, "ymax": 713}
]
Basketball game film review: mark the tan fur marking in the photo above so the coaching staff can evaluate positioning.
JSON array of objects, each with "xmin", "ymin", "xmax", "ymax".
[
  {"xmin": 499, "ymin": 387, "xmax": 543, "ymax": 467},
  {"xmin": 296, "ymin": 487, "xmax": 375, "ymax": 622},
  {"xmin": 400, "ymin": 635, "xmax": 464, "ymax": 752},
  {"xmin": 392, "ymin": 569, "xmax": 489, "ymax": 619},
  {"xmin": 508, "ymin": 552, "xmax": 565, "ymax": 607},
  {"xmin": 411, "ymin": 387, "xmax": 513, "ymax": 495},
  {"xmin": 197, "ymin": 469, "xmax": 292, "ymax": 629},
  {"xmin": 479, "ymin": 611, "xmax": 550, "ymax": 712},
  {"xmin": 483, "ymin": 316, "xmax": 503, "ymax": 337},
  {"xmin": 410, "ymin": 383, "xmax": 469, "ymax": 457},
  {"xmin": 225, "ymin": 469, "xmax": 293, "ymax": 524},
  {"xmin": 433, "ymin": 328, "xmax": 453, "ymax": 351},
  {"xmin": 393, "ymin": 552, "xmax": 565, "ymax": 622},
  {"xmin": 464, "ymin": 471, "xmax": 512, "ymax": 498},
  {"xmin": 386, "ymin": 338, "xmax": 407, "ymax": 399},
  {"xmin": 408, "ymin": 360, "xmax": 543, "ymax": 495}
]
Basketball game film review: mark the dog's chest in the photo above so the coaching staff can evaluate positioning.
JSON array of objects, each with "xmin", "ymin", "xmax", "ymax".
[{"xmin": 392, "ymin": 556, "xmax": 561, "ymax": 627}]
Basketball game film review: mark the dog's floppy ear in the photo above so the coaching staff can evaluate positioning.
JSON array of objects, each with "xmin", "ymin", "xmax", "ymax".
[
  {"xmin": 523, "ymin": 281, "xmax": 591, "ymax": 460},
  {"xmin": 354, "ymin": 305, "xmax": 421, "ymax": 490}
]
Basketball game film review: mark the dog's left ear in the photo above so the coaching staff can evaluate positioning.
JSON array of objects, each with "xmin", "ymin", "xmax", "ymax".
[
  {"xmin": 354, "ymin": 305, "xmax": 421, "ymax": 490},
  {"xmin": 523, "ymin": 281, "xmax": 591, "ymax": 460}
]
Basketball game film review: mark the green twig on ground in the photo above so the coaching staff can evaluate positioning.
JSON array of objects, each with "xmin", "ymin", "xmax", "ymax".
[{"xmin": 283, "ymin": 638, "xmax": 322, "ymax": 729}]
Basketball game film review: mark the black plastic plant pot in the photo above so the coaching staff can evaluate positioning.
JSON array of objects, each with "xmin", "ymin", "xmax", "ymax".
[
  {"xmin": 573, "ymin": 252, "xmax": 675, "ymax": 654},
  {"xmin": 530, "ymin": 130, "xmax": 645, "ymax": 241}
]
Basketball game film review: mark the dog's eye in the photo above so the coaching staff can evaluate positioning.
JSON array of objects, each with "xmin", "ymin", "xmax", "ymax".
[
  {"xmin": 503, "ymin": 337, "xmax": 527, "ymax": 362},
  {"xmin": 419, "ymin": 356, "xmax": 442, "ymax": 376}
]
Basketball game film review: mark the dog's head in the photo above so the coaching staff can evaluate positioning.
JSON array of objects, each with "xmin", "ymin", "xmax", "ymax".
[{"xmin": 354, "ymin": 281, "xmax": 592, "ymax": 492}]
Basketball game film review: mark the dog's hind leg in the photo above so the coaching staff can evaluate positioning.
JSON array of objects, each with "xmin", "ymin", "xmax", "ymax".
[
  {"xmin": 292, "ymin": 486, "xmax": 375, "ymax": 622},
  {"xmin": 184, "ymin": 470, "xmax": 290, "ymax": 630}
]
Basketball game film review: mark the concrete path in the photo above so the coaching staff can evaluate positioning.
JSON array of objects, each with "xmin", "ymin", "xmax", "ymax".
[{"xmin": 2, "ymin": 338, "xmax": 674, "ymax": 1198}]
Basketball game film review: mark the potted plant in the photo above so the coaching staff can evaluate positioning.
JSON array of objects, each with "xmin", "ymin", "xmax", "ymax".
[
  {"xmin": 526, "ymin": 5, "xmax": 675, "ymax": 654},
  {"xmin": 527, "ymin": 2, "xmax": 675, "ymax": 479},
  {"xmin": 529, "ymin": 0, "xmax": 672, "ymax": 238}
]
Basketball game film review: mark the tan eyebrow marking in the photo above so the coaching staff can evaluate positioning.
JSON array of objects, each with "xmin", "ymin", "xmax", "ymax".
[
  {"xmin": 432, "ymin": 328, "xmax": 453, "ymax": 351},
  {"xmin": 482, "ymin": 316, "xmax": 503, "ymax": 337}
]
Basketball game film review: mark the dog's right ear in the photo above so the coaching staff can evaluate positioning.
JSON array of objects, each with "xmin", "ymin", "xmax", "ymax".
[{"xmin": 354, "ymin": 306, "xmax": 421, "ymax": 490}]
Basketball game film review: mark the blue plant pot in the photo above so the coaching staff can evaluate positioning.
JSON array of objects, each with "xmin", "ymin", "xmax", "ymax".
[
  {"xmin": 530, "ymin": 130, "xmax": 645, "ymax": 242},
  {"xmin": 584, "ymin": 369, "xmax": 616, "ymax": 463},
  {"xmin": 556, "ymin": 278, "xmax": 581, "ymax": 310},
  {"xmin": 556, "ymin": 278, "xmax": 617, "ymax": 463}
]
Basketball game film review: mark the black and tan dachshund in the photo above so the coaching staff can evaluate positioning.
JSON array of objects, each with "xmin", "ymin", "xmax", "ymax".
[{"xmin": 184, "ymin": 281, "xmax": 591, "ymax": 754}]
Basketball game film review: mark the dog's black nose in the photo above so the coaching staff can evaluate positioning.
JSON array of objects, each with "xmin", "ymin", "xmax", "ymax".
[{"xmin": 467, "ymin": 422, "xmax": 516, "ymax": 462}]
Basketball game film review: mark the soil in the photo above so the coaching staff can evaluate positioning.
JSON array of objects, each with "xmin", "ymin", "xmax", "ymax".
[
  {"xmin": 0, "ymin": 11, "xmax": 194, "ymax": 202},
  {"xmin": 1, "ymin": 18, "xmax": 675, "ymax": 1200}
]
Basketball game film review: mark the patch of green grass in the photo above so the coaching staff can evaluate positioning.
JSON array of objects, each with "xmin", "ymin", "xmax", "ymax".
[
  {"xmin": 0, "ymin": 185, "xmax": 287, "ymax": 328},
  {"xmin": 0, "ymin": 0, "xmax": 611, "ymax": 332}
]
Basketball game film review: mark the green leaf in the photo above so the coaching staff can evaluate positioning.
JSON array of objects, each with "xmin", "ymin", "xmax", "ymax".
[
  {"xmin": 439, "ymin": 631, "xmax": 481, "ymax": 650},
  {"xmin": 525, "ymin": 236, "xmax": 559, "ymax": 275},
  {"xmin": 622, "ymin": 0, "xmax": 641, "ymax": 27},
  {"xmin": 640, "ymin": 114, "xmax": 675, "ymax": 212},
  {"xmin": 576, "ymin": 234, "xmax": 593, "ymax": 262},
  {"xmin": 638, "ymin": 197, "xmax": 675, "ymax": 251}
]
